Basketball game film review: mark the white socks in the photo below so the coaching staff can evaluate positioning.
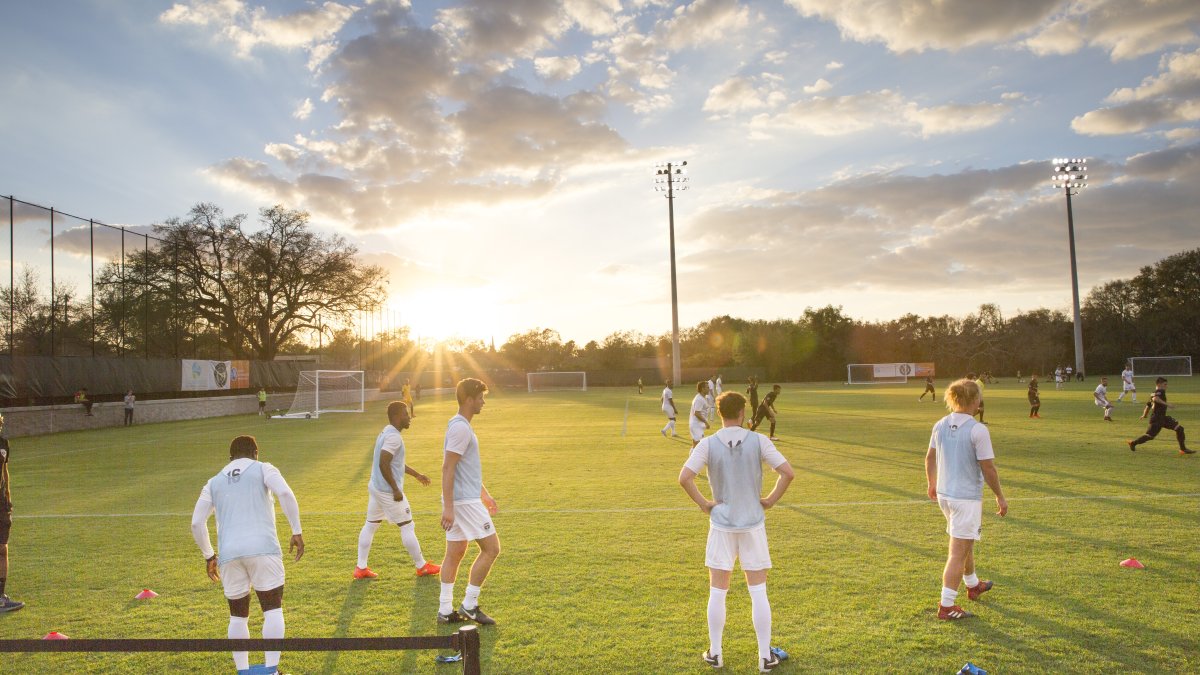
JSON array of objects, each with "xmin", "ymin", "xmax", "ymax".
[
  {"xmin": 662, "ymin": 420, "xmax": 675, "ymax": 434},
  {"xmin": 399, "ymin": 522, "xmax": 426, "ymax": 568},
  {"xmin": 707, "ymin": 587, "xmax": 727, "ymax": 658},
  {"xmin": 940, "ymin": 586, "xmax": 958, "ymax": 607},
  {"xmin": 262, "ymin": 608, "xmax": 284, "ymax": 668},
  {"xmin": 357, "ymin": 521, "xmax": 381, "ymax": 568},
  {"xmin": 228, "ymin": 616, "xmax": 250, "ymax": 671},
  {"xmin": 748, "ymin": 583, "xmax": 771, "ymax": 660},
  {"xmin": 440, "ymin": 582, "xmax": 455, "ymax": 614},
  {"xmin": 463, "ymin": 583, "xmax": 482, "ymax": 610},
  {"xmin": 963, "ymin": 573, "xmax": 979, "ymax": 588}
]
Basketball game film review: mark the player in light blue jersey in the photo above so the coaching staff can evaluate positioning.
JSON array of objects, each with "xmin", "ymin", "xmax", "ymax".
[{"xmin": 191, "ymin": 435, "xmax": 303, "ymax": 675}]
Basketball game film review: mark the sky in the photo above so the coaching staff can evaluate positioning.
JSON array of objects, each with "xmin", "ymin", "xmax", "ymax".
[{"xmin": 2, "ymin": 0, "xmax": 1199, "ymax": 345}]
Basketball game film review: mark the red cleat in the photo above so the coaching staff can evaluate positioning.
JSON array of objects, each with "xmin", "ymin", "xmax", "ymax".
[
  {"xmin": 353, "ymin": 566, "xmax": 378, "ymax": 579},
  {"xmin": 937, "ymin": 604, "xmax": 974, "ymax": 620},
  {"xmin": 416, "ymin": 562, "xmax": 441, "ymax": 577},
  {"xmin": 966, "ymin": 580, "xmax": 993, "ymax": 601}
]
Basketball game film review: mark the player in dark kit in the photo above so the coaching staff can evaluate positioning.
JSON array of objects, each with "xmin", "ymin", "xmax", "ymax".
[
  {"xmin": 746, "ymin": 376, "xmax": 759, "ymax": 426},
  {"xmin": 919, "ymin": 376, "xmax": 936, "ymax": 402},
  {"xmin": 1027, "ymin": 376, "xmax": 1041, "ymax": 419},
  {"xmin": 1128, "ymin": 377, "xmax": 1194, "ymax": 455},
  {"xmin": 750, "ymin": 385, "xmax": 781, "ymax": 440},
  {"xmin": 0, "ymin": 413, "xmax": 24, "ymax": 612}
]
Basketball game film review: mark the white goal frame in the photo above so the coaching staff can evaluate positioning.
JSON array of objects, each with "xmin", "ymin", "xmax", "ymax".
[
  {"xmin": 273, "ymin": 370, "xmax": 365, "ymax": 419},
  {"xmin": 527, "ymin": 371, "xmax": 587, "ymax": 392},
  {"xmin": 847, "ymin": 363, "xmax": 910, "ymax": 384},
  {"xmin": 1128, "ymin": 356, "xmax": 1192, "ymax": 378}
]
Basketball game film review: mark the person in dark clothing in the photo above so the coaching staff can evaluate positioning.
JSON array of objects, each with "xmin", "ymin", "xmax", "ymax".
[
  {"xmin": 919, "ymin": 376, "xmax": 936, "ymax": 402},
  {"xmin": 0, "ymin": 413, "xmax": 24, "ymax": 612},
  {"xmin": 1128, "ymin": 377, "xmax": 1194, "ymax": 455},
  {"xmin": 746, "ymin": 376, "xmax": 759, "ymax": 426},
  {"xmin": 750, "ymin": 385, "xmax": 781, "ymax": 440},
  {"xmin": 1027, "ymin": 376, "xmax": 1041, "ymax": 419}
]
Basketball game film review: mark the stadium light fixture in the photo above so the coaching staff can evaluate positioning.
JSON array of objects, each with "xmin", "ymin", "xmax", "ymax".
[
  {"xmin": 654, "ymin": 160, "xmax": 688, "ymax": 388},
  {"xmin": 1051, "ymin": 157, "xmax": 1088, "ymax": 378}
]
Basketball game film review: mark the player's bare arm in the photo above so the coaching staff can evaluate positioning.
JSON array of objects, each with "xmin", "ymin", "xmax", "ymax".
[
  {"xmin": 480, "ymin": 484, "xmax": 498, "ymax": 515},
  {"xmin": 694, "ymin": 409, "xmax": 709, "ymax": 427},
  {"xmin": 979, "ymin": 459, "xmax": 1007, "ymax": 516},
  {"xmin": 379, "ymin": 450, "xmax": 404, "ymax": 501},
  {"xmin": 441, "ymin": 452, "xmax": 461, "ymax": 531},
  {"xmin": 924, "ymin": 447, "xmax": 937, "ymax": 501},
  {"xmin": 677, "ymin": 467, "xmax": 717, "ymax": 513},
  {"xmin": 205, "ymin": 555, "xmax": 220, "ymax": 582},
  {"xmin": 760, "ymin": 461, "xmax": 794, "ymax": 509},
  {"xmin": 289, "ymin": 534, "xmax": 305, "ymax": 562},
  {"xmin": 404, "ymin": 464, "xmax": 431, "ymax": 486}
]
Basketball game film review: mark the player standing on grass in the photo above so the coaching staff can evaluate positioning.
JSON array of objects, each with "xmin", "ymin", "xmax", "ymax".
[
  {"xmin": 746, "ymin": 376, "xmax": 759, "ymax": 426},
  {"xmin": 438, "ymin": 378, "xmax": 501, "ymax": 626},
  {"xmin": 680, "ymin": 392, "xmax": 794, "ymax": 672},
  {"xmin": 925, "ymin": 379, "xmax": 1007, "ymax": 621},
  {"xmin": 191, "ymin": 435, "xmax": 303, "ymax": 675},
  {"xmin": 1117, "ymin": 363, "xmax": 1136, "ymax": 403},
  {"xmin": 966, "ymin": 373, "xmax": 986, "ymax": 424},
  {"xmin": 354, "ymin": 401, "xmax": 440, "ymax": 580},
  {"xmin": 661, "ymin": 380, "xmax": 678, "ymax": 437},
  {"xmin": 0, "ymin": 414, "xmax": 24, "ymax": 613},
  {"xmin": 750, "ymin": 385, "xmax": 781, "ymax": 440},
  {"xmin": 1094, "ymin": 377, "xmax": 1114, "ymax": 422},
  {"xmin": 1128, "ymin": 377, "xmax": 1194, "ymax": 455},
  {"xmin": 706, "ymin": 376, "xmax": 717, "ymax": 421},
  {"xmin": 1028, "ymin": 375, "xmax": 1041, "ymax": 419},
  {"xmin": 257, "ymin": 388, "xmax": 268, "ymax": 416},
  {"xmin": 691, "ymin": 381, "xmax": 712, "ymax": 448},
  {"xmin": 402, "ymin": 378, "xmax": 415, "ymax": 417},
  {"xmin": 919, "ymin": 376, "xmax": 936, "ymax": 402}
]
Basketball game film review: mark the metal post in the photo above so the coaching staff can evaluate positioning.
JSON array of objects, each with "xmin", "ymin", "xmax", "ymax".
[
  {"xmin": 1065, "ymin": 189, "xmax": 1085, "ymax": 377},
  {"xmin": 144, "ymin": 233, "xmax": 150, "ymax": 359},
  {"xmin": 8, "ymin": 197, "xmax": 12, "ymax": 356},
  {"xmin": 50, "ymin": 207, "xmax": 55, "ymax": 357},
  {"xmin": 90, "ymin": 219, "xmax": 95, "ymax": 356},
  {"xmin": 119, "ymin": 227, "xmax": 125, "ymax": 357}
]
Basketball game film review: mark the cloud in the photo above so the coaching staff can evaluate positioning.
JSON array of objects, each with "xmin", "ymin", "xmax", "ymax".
[
  {"xmin": 750, "ymin": 89, "xmax": 1011, "ymax": 137},
  {"xmin": 703, "ymin": 75, "xmax": 786, "ymax": 116},
  {"xmin": 160, "ymin": 0, "xmax": 357, "ymax": 67},
  {"xmin": 825, "ymin": 60, "xmax": 843, "ymax": 70},
  {"xmin": 659, "ymin": 0, "xmax": 751, "ymax": 50},
  {"xmin": 802, "ymin": 77, "xmax": 832, "ymax": 94},
  {"xmin": 763, "ymin": 50, "xmax": 788, "ymax": 65},
  {"xmin": 293, "ymin": 97, "xmax": 314, "ymax": 120},
  {"xmin": 534, "ymin": 55, "xmax": 583, "ymax": 81},
  {"xmin": 1072, "ymin": 48, "xmax": 1200, "ymax": 135},
  {"xmin": 1024, "ymin": 0, "xmax": 1200, "ymax": 61}
]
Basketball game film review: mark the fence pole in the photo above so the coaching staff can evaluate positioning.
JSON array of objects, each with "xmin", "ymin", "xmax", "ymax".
[
  {"xmin": 90, "ymin": 219, "xmax": 95, "ymax": 356},
  {"xmin": 458, "ymin": 625, "xmax": 481, "ymax": 675},
  {"xmin": 8, "ymin": 196, "xmax": 12, "ymax": 356},
  {"xmin": 144, "ymin": 232, "xmax": 149, "ymax": 359},
  {"xmin": 49, "ymin": 207, "xmax": 55, "ymax": 357}
]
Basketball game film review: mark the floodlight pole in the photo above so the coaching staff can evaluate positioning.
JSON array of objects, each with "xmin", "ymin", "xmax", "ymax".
[
  {"xmin": 1052, "ymin": 158, "xmax": 1088, "ymax": 378},
  {"xmin": 655, "ymin": 161, "xmax": 689, "ymax": 387}
]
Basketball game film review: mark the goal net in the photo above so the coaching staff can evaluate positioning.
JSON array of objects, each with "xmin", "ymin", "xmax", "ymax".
[
  {"xmin": 527, "ymin": 371, "xmax": 587, "ymax": 392},
  {"xmin": 846, "ymin": 362, "xmax": 935, "ymax": 384},
  {"xmin": 1129, "ymin": 356, "xmax": 1192, "ymax": 378},
  {"xmin": 275, "ymin": 370, "xmax": 365, "ymax": 418}
]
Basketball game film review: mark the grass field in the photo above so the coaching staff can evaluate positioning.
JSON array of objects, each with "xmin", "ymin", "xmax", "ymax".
[{"xmin": 1, "ymin": 375, "xmax": 1198, "ymax": 673}]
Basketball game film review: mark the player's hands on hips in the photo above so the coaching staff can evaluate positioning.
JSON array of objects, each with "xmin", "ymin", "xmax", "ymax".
[
  {"xmin": 392, "ymin": 489, "xmax": 404, "ymax": 502},
  {"xmin": 482, "ymin": 494, "xmax": 499, "ymax": 515},
  {"xmin": 205, "ymin": 555, "xmax": 220, "ymax": 582},
  {"xmin": 759, "ymin": 497, "xmax": 775, "ymax": 510},
  {"xmin": 290, "ymin": 534, "xmax": 305, "ymax": 561},
  {"xmin": 441, "ymin": 506, "xmax": 455, "ymax": 531},
  {"xmin": 995, "ymin": 497, "xmax": 1008, "ymax": 517},
  {"xmin": 700, "ymin": 500, "xmax": 718, "ymax": 514},
  {"xmin": 927, "ymin": 485, "xmax": 937, "ymax": 501},
  {"xmin": 416, "ymin": 473, "xmax": 431, "ymax": 486}
]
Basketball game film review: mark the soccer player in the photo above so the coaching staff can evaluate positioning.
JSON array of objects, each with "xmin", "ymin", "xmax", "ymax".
[
  {"xmin": 75, "ymin": 387, "xmax": 93, "ymax": 416},
  {"xmin": 750, "ymin": 385, "xmax": 781, "ymax": 440},
  {"xmin": 967, "ymin": 372, "xmax": 986, "ymax": 424},
  {"xmin": 1128, "ymin": 377, "xmax": 1194, "ymax": 455},
  {"xmin": 1027, "ymin": 375, "xmax": 1041, "ymax": 419},
  {"xmin": 191, "ymin": 435, "xmax": 304, "ymax": 675},
  {"xmin": 438, "ymin": 378, "xmax": 501, "ymax": 626},
  {"xmin": 746, "ymin": 376, "xmax": 759, "ymax": 425},
  {"xmin": 123, "ymin": 390, "xmax": 136, "ymax": 426},
  {"xmin": 706, "ymin": 376, "xmax": 717, "ymax": 421},
  {"xmin": 918, "ymin": 376, "xmax": 936, "ymax": 402},
  {"xmin": 1054, "ymin": 367, "xmax": 1064, "ymax": 390},
  {"xmin": 1117, "ymin": 363, "xmax": 1136, "ymax": 403},
  {"xmin": 1065, "ymin": 365, "xmax": 1073, "ymax": 382},
  {"xmin": 354, "ymin": 401, "xmax": 440, "ymax": 580},
  {"xmin": 0, "ymin": 413, "xmax": 23, "ymax": 613},
  {"xmin": 1094, "ymin": 377, "xmax": 1114, "ymax": 422},
  {"xmin": 924, "ymin": 379, "xmax": 1008, "ymax": 621},
  {"xmin": 715, "ymin": 374, "xmax": 723, "ymax": 397},
  {"xmin": 661, "ymin": 380, "xmax": 678, "ymax": 437},
  {"xmin": 257, "ymin": 388, "xmax": 268, "ymax": 416},
  {"xmin": 638, "ymin": 377, "xmax": 644, "ymax": 395},
  {"xmin": 679, "ymin": 392, "xmax": 794, "ymax": 672},
  {"xmin": 690, "ymin": 381, "xmax": 712, "ymax": 448},
  {"xmin": 402, "ymin": 378, "xmax": 415, "ymax": 417}
]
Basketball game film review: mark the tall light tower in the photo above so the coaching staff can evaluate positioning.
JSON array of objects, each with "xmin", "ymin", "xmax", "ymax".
[
  {"xmin": 1052, "ymin": 158, "xmax": 1088, "ymax": 378},
  {"xmin": 655, "ymin": 161, "xmax": 688, "ymax": 387}
]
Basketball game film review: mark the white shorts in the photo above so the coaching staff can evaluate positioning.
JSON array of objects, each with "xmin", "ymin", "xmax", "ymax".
[
  {"xmin": 221, "ymin": 554, "xmax": 285, "ymax": 599},
  {"xmin": 445, "ymin": 501, "xmax": 496, "ymax": 542},
  {"xmin": 1095, "ymin": 398, "xmax": 1111, "ymax": 408},
  {"xmin": 690, "ymin": 423, "xmax": 707, "ymax": 442},
  {"xmin": 705, "ymin": 524, "xmax": 771, "ymax": 572},
  {"xmin": 366, "ymin": 489, "xmax": 414, "ymax": 525},
  {"xmin": 663, "ymin": 407, "xmax": 675, "ymax": 419},
  {"xmin": 938, "ymin": 497, "xmax": 983, "ymax": 541},
  {"xmin": 1123, "ymin": 383, "xmax": 1135, "ymax": 391}
]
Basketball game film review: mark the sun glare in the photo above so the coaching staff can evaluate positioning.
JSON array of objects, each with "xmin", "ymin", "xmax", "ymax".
[{"xmin": 394, "ymin": 286, "xmax": 501, "ymax": 346}]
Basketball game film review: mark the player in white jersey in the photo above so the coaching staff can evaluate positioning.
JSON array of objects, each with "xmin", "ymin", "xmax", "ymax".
[
  {"xmin": 680, "ymin": 392, "xmax": 794, "ymax": 672},
  {"xmin": 715, "ymin": 374, "xmax": 723, "ymax": 396},
  {"xmin": 191, "ymin": 436, "xmax": 303, "ymax": 675},
  {"xmin": 1093, "ymin": 377, "xmax": 1114, "ymax": 421},
  {"xmin": 438, "ymin": 378, "xmax": 500, "ymax": 626},
  {"xmin": 661, "ymin": 380, "xmax": 679, "ymax": 437},
  {"xmin": 924, "ymin": 380, "xmax": 1007, "ymax": 621},
  {"xmin": 690, "ymin": 381, "xmax": 712, "ymax": 448},
  {"xmin": 1117, "ymin": 363, "xmax": 1136, "ymax": 402},
  {"xmin": 706, "ymin": 377, "xmax": 717, "ymax": 421},
  {"xmin": 354, "ymin": 401, "xmax": 441, "ymax": 580}
]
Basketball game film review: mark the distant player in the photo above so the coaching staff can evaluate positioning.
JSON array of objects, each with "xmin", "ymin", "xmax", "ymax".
[
  {"xmin": 257, "ymin": 388, "xmax": 267, "ymax": 416},
  {"xmin": 1027, "ymin": 375, "xmax": 1041, "ymax": 419},
  {"xmin": 690, "ymin": 381, "xmax": 712, "ymax": 448},
  {"xmin": 925, "ymin": 379, "xmax": 1008, "ymax": 621},
  {"xmin": 706, "ymin": 376, "xmax": 717, "ymax": 421},
  {"xmin": 191, "ymin": 435, "xmax": 304, "ymax": 675},
  {"xmin": 715, "ymin": 374, "xmax": 723, "ymax": 397},
  {"xmin": 967, "ymin": 373, "xmax": 986, "ymax": 424},
  {"xmin": 0, "ymin": 413, "xmax": 23, "ymax": 613},
  {"xmin": 918, "ymin": 376, "xmax": 936, "ymax": 402},
  {"xmin": 679, "ymin": 392, "xmax": 794, "ymax": 672},
  {"xmin": 661, "ymin": 380, "xmax": 678, "ymax": 437},
  {"xmin": 354, "ymin": 401, "xmax": 440, "ymax": 580},
  {"xmin": 1128, "ymin": 377, "xmax": 1194, "ymax": 455},
  {"xmin": 402, "ymin": 378, "xmax": 415, "ymax": 417},
  {"xmin": 746, "ymin": 377, "xmax": 759, "ymax": 426},
  {"xmin": 1065, "ymin": 365, "xmax": 1073, "ymax": 381},
  {"xmin": 638, "ymin": 377, "xmax": 644, "ymax": 395},
  {"xmin": 1117, "ymin": 363, "xmax": 1136, "ymax": 403},
  {"xmin": 750, "ymin": 385, "xmax": 781, "ymax": 440},
  {"xmin": 1093, "ymin": 377, "xmax": 1114, "ymax": 422},
  {"xmin": 438, "ymin": 378, "xmax": 501, "ymax": 626},
  {"xmin": 1054, "ymin": 367, "xmax": 1063, "ymax": 390}
]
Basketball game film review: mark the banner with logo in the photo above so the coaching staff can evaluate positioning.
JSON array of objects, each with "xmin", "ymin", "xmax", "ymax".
[
  {"xmin": 230, "ymin": 360, "xmax": 251, "ymax": 389},
  {"xmin": 873, "ymin": 362, "xmax": 936, "ymax": 378},
  {"xmin": 181, "ymin": 360, "xmax": 233, "ymax": 391}
]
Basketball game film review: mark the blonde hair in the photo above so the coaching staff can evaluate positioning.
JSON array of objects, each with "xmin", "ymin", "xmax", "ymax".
[{"xmin": 944, "ymin": 378, "xmax": 981, "ymax": 412}]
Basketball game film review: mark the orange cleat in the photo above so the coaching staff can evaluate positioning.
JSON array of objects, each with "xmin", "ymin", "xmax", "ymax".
[
  {"xmin": 937, "ymin": 604, "xmax": 974, "ymax": 620},
  {"xmin": 966, "ymin": 580, "xmax": 993, "ymax": 601},
  {"xmin": 416, "ymin": 562, "xmax": 441, "ymax": 577},
  {"xmin": 353, "ymin": 566, "xmax": 378, "ymax": 579}
]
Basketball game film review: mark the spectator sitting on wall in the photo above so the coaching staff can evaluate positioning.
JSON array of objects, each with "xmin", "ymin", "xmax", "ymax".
[{"xmin": 74, "ymin": 388, "xmax": 93, "ymax": 416}]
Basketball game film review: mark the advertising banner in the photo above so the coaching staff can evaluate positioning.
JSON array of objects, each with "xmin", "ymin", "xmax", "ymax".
[
  {"xmin": 230, "ymin": 360, "xmax": 251, "ymax": 389},
  {"xmin": 181, "ymin": 360, "xmax": 233, "ymax": 391},
  {"xmin": 872, "ymin": 363, "xmax": 936, "ymax": 378}
]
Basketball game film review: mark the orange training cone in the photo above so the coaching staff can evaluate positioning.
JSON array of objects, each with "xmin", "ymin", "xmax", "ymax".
[
  {"xmin": 135, "ymin": 589, "xmax": 159, "ymax": 599},
  {"xmin": 42, "ymin": 631, "xmax": 69, "ymax": 640},
  {"xmin": 1119, "ymin": 558, "xmax": 1145, "ymax": 569}
]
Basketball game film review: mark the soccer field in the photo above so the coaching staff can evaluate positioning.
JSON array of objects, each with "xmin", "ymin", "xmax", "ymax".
[{"xmin": 2, "ymin": 377, "xmax": 1198, "ymax": 673}]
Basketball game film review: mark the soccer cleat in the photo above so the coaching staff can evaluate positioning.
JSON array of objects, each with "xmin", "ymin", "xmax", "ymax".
[
  {"xmin": 1181, "ymin": 448, "xmax": 1196, "ymax": 455},
  {"xmin": 1105, "ymin": 417, "xmax": 1113, "ymax": 422},
  {"xmin": 966, "ymin": 580, "xmax": 993, "ymax": 601},
  {"xmin": 1127, "ymin": 440, "xmax": 1137, "ymax": 452},
  {"xmin": 460, "ymin": 604, "xmax": 496, "ymax": 625},
  {"xmin": 759, "ymin": 652, "xmax": 781, "ymax": 672},
  {"xmin": 352, "ymin": 566, "xmax": 378, "ymax": 579},
  {"xmin": 770, "ymin": 646, "xmax": 789, "ymax": 661},
  {"xmin": 937, "ymin": 604, "xmax": 974, "ymax": 620},
  {"xmin": 769, "ymin": 437, "xmax": 780, "ymax": 441},
  {"xmin": 415, "ymin": 562, "xmax": 441, "ymax": 577},
  {"xmin": 0, "ymin": 595, "xmax": 25, "ymax": 612},
  {"xmin": 437, "ymin": 609, "xmax": 467, "ymax": 624},
  {"xmin": 702, "ymin": 649, "xmax": 723, "ymax": 668},
  {"xmin": 662, "ymin": 429, "xmax": 668, "ymax": 437}
]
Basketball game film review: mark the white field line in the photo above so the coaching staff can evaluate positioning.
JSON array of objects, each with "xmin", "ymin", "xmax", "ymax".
[{"xmin": 13, "ymin": 491, "xmax": 1200, "ymax": 520}]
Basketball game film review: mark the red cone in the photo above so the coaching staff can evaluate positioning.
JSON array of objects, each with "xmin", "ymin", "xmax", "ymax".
[
  {"xmin": 42, "ymin": 631, "xmax": 69, "ymax": 640},
  {"xmin": 1119, "ymin": 558, "xmax": 1145, "ymax": 569},
  {"xmin": 135, "ymin": 589, "xmax": 159, "ymax": 599}
]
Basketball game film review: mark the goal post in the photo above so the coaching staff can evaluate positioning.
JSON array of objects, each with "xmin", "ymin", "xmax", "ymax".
[
  {"xmin": 274, "ymin": 370, "xmax": 365, "ymax": 419},
  {"xmin": 527, "ymin": 371, "xmax": 587, "ymax": 392},
  {"xmin": 1128, "ymin": 356, "xmax": 1192, "ymax": 378},
  {"xmin": 846, "ymin": 362, "xmax": 935, "ymax": 384}
]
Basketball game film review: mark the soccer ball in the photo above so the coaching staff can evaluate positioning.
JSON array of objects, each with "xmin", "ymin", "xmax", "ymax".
[{"xmin": 305, "ymin": 413, "xmax": 312, "ymax": 419}]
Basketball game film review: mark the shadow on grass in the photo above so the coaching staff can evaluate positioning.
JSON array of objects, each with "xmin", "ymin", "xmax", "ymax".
[
  {"xmin": 786, "ymin": 461, "xmax": 919, "ymax": 502},
  {"xmin": 415, "ymin": 569, "xmax": 500, "ymax": 674},
  {"xmin": 318, "ymin": 580, "xmax": 369, "ymax": 674},
  {"xmin": 784, "ymin": 502, "xmax": 930, "ymax": 558}
]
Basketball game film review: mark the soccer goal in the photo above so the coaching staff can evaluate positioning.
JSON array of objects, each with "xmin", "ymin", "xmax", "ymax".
[
  {"xmin": 1128, "ymin": 356, "xmax": 1192, "ymax": 378},
  {"xmin": 527, "ymin": 371, "xmax": 587, "ymax": 392},
  {"xmin": 274, "ymin": 370, "xmax": 365, "ymax": 419}
]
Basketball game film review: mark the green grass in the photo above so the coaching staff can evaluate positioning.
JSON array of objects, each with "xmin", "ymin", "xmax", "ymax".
[{"xmin": 2, "ymin": 376, "xmax": 1198, "ymax": 673}]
